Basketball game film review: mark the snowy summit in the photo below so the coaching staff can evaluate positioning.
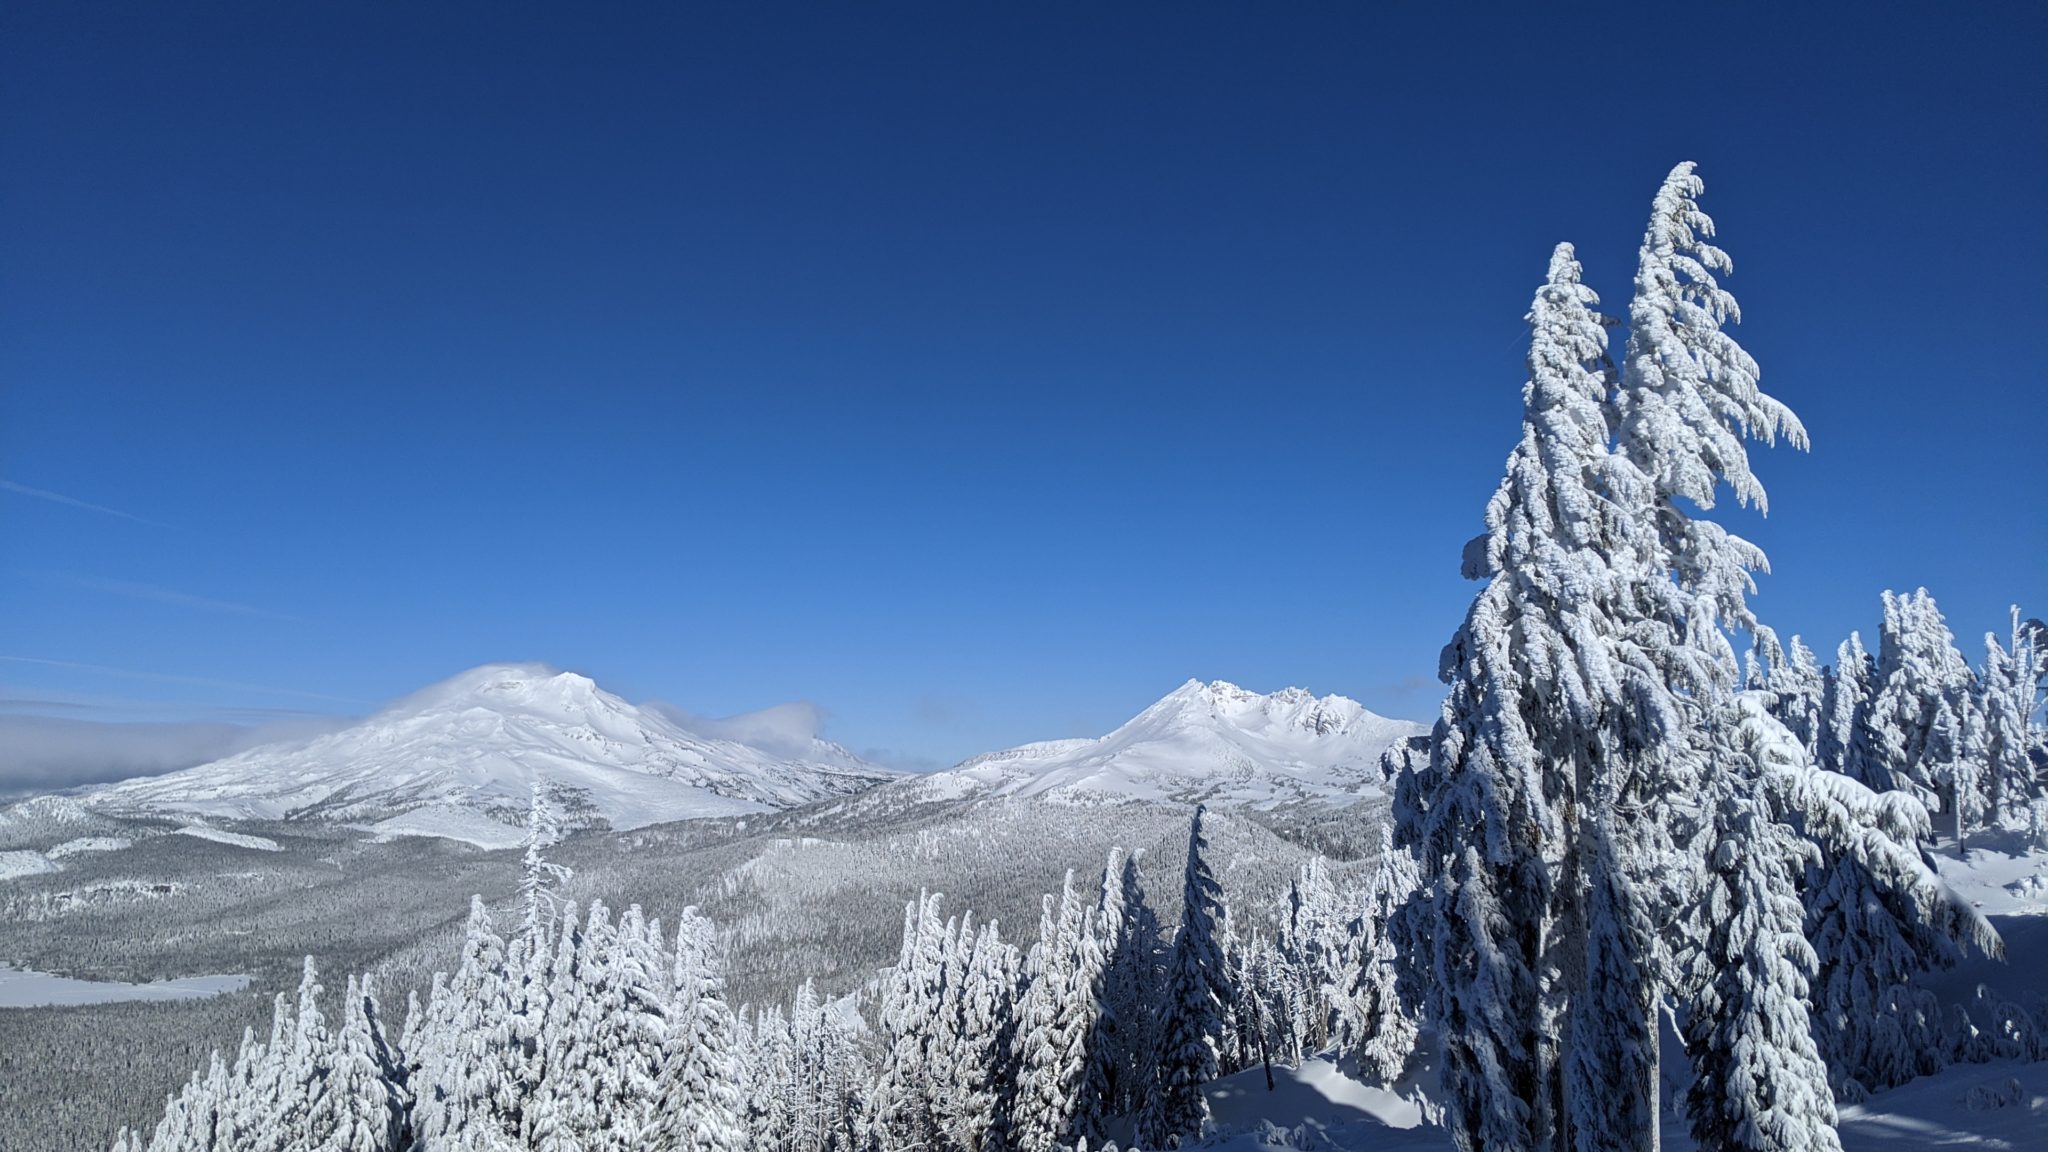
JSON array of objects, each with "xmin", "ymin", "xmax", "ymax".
[
  {"xmin": 83, "ymin": 663, "xmax": 898, "ymax": 846},
  {"xmin": 907, "ymin": 678, "xmax": 1424, "ymax": 808}
]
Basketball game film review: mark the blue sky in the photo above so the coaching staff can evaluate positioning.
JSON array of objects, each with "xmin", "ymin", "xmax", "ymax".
[{"xmin": 2, "ymin": 3, "xmax": 2043, "ymax": 776}]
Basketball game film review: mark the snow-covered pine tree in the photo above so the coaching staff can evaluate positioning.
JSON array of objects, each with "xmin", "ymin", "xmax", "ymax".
[
  {"xmin": 872, "ymin": 889, "xmax": 950, "ymax": 1147},
  {"xmin": 413, "ymin": 896, "xmax": 511, "ymax": 1147},
  {"xmin": 527, "ymin": 900, "xmax": 586, "ymax": 1152},
  {"xmin": 1275, "ymin": 856, "xmax": 1353, "ymax": 1061},
  {"xmin": 1868, "ymin": 589, "xmax": 1978, "ymax": 827},
  {"xmin": 1678, "ymin": 699, "xmax": 1841, "ymax": 1152},
  {"xmin": 739, "ymin": 1004, "xmax": 793, "ymax": 1152},
  {"xmin": 502, "ymin": 786, "xmax": 569, "ymax": 1147},
  {"xmin": 1138, "ymin": 806, "xmax": 1232, "ymax": 1150},
  {"xmin": 520, "ymin": 780, "xmax": 572, "ymax": 945},
  {"xmin": 1799, "ymin": 750, "xmax": 2006, "ymax": 1098},
  {"xmin": 279, "ymin": 955, "xmax": 334, "ymax": 1152},
  {"xmin": 654, "ymin": 907, "xmax": 746, "ymax": 1152},
  {"xmin": 1758, "ymin": 634, "xmax": 1827, "ymax": 762},
  {"xmin": 1565, "ymin": 798, "xmax": 1658, "ymax": 1152},
  {"xmin": 931, "ymin": 908, "xmax": 974, "ymax": 1142},
  {"xmin": 1395, "ymin": 239, "xmax": 1625, "ymax": 1152},
  {"xmin": 952, "ymin": 918, "xmax": 1021, "ymax": 1152},
  {"xmin": 1979, "ymin": 606, "xmax": 2046, "ymax": 824},
  {"xmin": 556, "ymin": 899, "xmax": 620, "ymax": 1148},
  {"xmin": 319, "ymin": 974, "xmax": 409, "ymax": 1152},
  {"xmin": 1215, "ymin": 902, "xmax": 1249, "ymax": 1076},
  {"xmin": 1820, "ymin": 633, "xmax": 1882, "ymax": 785},
  {"xmin": 1098, "ymin": 849, "xmax": 1165, "ymax": 1120},
  {"xmin": 589, "ymin": 903, "xmax": 669, "ymax": 1148},
  {"xmin": 1343, "ymin": 832, "xmax": 1421, "ymax": 1084},
  {"xmin": 1594, "ymin": 159, "xmax": 1814, "ymax": 1150},
  {"xmin": 1013, "ymin": 870, "xmax": 1106, "ymax": 1152}
]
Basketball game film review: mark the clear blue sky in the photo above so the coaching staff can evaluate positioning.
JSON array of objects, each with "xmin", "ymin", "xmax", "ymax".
[{"xmin": 2, "ymin": 3, "xmax": 2043, "ymax": 771}]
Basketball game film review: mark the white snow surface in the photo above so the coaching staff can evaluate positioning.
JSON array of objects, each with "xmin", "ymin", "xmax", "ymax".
[
  {"xmin": 45, "ymin": 836, "xmax": 133, "ymax": 858},
  {"xmin": 0, "ymin": 963, "xmax": 250, "ymax": 1009},
  {"xmin": 174, "ymin": 824, "xmax": 282, "ymax": 852},
  {"xmin": 1179, "ymin": 1056, "xmax": 2048, "ymax": 1152},
  {"xmin": 83, "ymin": 663, "xmax": 899, "ymax": 841},
  {"xmin": 905, "ymin": 679, "xmax": 1423, "ymax": 809},
  {"xmin": 0, "ymin": 849, "xmax": 60, "ymax": 881}
]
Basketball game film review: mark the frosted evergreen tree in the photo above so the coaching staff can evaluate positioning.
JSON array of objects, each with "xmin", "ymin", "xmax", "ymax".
[
  {"xmin": 1344, "ymin": 834, "xmax": 1421, "ymax": 1084},
  {"xmin": 740, "ymin": 1004, "xmax": 794, "ymax": 1152},
  {"xmin": 1564, "ymin": 800, "xmax": 1658, "ymax": 1152},
  {"xmin": 1800, "ymin": 773, "xmax": 2004, "ymax": 1097},
  {"xmin": 529, "ymin": 900, "xmax": 587, "ymax": 1152},
  {"xmin": 1073, "ymin": 850, "xmax": 1133, "ymax": 1141},
  {"xmin": 414, "ymin": 896, "xmax": 511, "ymax": 1147},
  {"xmin": 1758, "ymin": 634, "xmax": 1827, "ymax": 761},
  {"xmin": 952, "ymin": 918, "xmax": 1021, "ymax": 1152},
  {"xmin": 1576, "ymin": 159, "xmax": 1813, "ymax": 1151},
  {"xmin": 654, "ymin": 908, "xmax": 747, "ymax": 1152},
  {"xmin": 590, "ymin": 904, "xmax": 669, "ymax": 1147},
  {"xmin": 555, "ymin": 900, "xmax": 619, "ymax": 1148},
  {"xmin": 1869, "ymin": 588, "xmax": 1977, "ymax": 824},
  {"xmin": 278, "ymin": 955, "xmax": 335, "ymax": 1152},
  {"xmin": 872, "ymin": 889, "xmax": 950, "ymax": 1147},
  {"xmin": 320, "ymin": 974, "xmax": 409, "ymax": 1152},
  {"xmin": 1097, "ymin": 849, "xmax": 1165, "ymax": 1119},
  {"xmin": 1978, "ymin": 607, "xmax": 2046, "ymax": 823},
  {"xmin": 1678, "ymin": 700, "xmax": 1840, "ymax": 1152},
  {"xmin": 1013, "ymin": 870, "xmax": 1106, "ymax": 1152},
  {"xmin": 1819, "ymin": 633, "xmax": 1880, "ymax": 784},
  {"xmin": 520, "ymin": 780, "xmax": 573, "ymax": 946},
  {"xmin": 1275, "ymin": 856, "xmax": 1353, "ymax": 1060},
  {"xmin": 1395, "ymin": 239, "xmax": 1626, "ymax": 1152},
  {"xmin": 1138, "ymin": 806, "xmax": 1232, "ymax": 1149}
]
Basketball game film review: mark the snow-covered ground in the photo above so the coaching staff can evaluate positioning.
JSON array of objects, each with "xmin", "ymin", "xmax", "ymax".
[
  {"xmin": 1182, "ymin": 1056, "xmax": 2047, "ymax": 1152},
  {"xmin": 45, "ymin": 836, "xmax": 134, "ymax": 858},
  {"xmin": 0, "ymin": 850, "xmax": 61, "ymax": 881},
  {"xmin": 1192, "ymin": 1056, "xmax": 1442, "ymax": 1151},
  {"xmin": 174, "ymin": 824, "xmax": 281, "ymax": 851},
  {"xmin": 0, "ymin": 964, "xmax": 250, "ymax": 1008}
]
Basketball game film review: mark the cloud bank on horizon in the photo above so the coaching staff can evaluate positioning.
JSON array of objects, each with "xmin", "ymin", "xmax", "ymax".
[{"xmin": 0, "ymin": 713, "xmax": 353, "ymax": 799}]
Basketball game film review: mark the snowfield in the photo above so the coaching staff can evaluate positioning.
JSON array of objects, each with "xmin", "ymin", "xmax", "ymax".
[
  {"xmin": 173, "ymin": 824, "xmax": 281, "ymax": 852},
  {"xmin": 0, "ymin": 964, "xmax": 250, "ymax": 1009},
  {"xmin": 0, "ymin": 850, "xmax": 60, "ymax": 881}
]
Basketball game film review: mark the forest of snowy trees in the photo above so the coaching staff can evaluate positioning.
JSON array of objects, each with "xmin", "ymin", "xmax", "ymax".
[
  {"xmin": 120, "ymin": 796, "xmax": 1420, "ymax": 1152},
  {"xmin": 118, "ymin": 164, "xmax": 2047, "ymax": 1152}
]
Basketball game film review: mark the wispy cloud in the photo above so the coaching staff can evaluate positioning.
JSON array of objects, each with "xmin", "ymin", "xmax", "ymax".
[
  {"xmin": 0, "ymin": 657, "xmax": 362, "ymax": 706},
  {"xmin": 0, "ymin": 713, "xmax": 354, "ymax": 798},
  {"xmin": 0, "ymin": 479, "xmax": 173, "ymax": 528},
  {"xmin": 648, "ymin": 700, "xmax": 831, "ymax": 759},
  {"xmin": 46, "ymin": 572, "xmax": 305, "ymax": 623}
]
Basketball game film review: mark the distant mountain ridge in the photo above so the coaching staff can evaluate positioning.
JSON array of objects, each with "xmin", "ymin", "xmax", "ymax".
[
  {"xmin": 82, "ymin": 663, "xmax": 900, "ymax": 847},
  {"xmin": 901, "ymin": 678, "xmax": 1424, "ymax": 809}
]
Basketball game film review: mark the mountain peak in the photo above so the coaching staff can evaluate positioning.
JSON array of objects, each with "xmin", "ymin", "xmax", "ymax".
[
  {"xmin": 914, "ymin": 678, "xmax": 1427, "ymax": 809},
  {"xmin": 84, "ymin": 664, "xmax": 895, "ymax": 845},
  {"xmin": 383, "ymin": 663, "xmax": 613, "ymax": 720}
]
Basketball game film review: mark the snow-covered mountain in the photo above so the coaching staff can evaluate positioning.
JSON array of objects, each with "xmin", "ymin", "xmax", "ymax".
[
  {"xmin": 83, "ymin": 664, "xmax": 899, "ymax": 846},
  {"xmin": 903, "ymin": 679, "xmax": 1425, "ymax": 809}
]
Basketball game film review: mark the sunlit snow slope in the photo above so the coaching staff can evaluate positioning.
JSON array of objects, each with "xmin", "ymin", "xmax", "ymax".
[
  {"xmin": 907, "ymin": 679, "xmax": 1424, "ymax": 808},
  {"xmin": 84, "ymin": 664, "xmax": 898, "ymax": 843}
]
